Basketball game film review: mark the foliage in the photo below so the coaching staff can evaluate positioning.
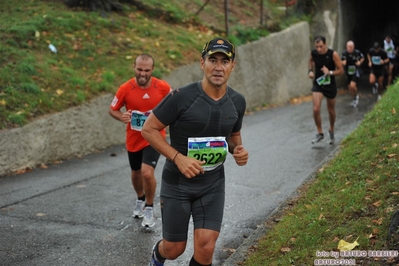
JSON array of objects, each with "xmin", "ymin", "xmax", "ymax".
[
  {"xmin": 0, "ymin": 0, "xmax": 310, "ymax": 130},
  {"xmin": 243, "ymin": 83, "xmax": 399, "ymax": 265}
]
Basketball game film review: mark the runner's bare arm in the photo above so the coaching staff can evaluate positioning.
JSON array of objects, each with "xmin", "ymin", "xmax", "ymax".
[
  {"xmin": 367, "ymin": 54, "xmax": 372, "ymax": 67},
  {"xmin": 308, "ymin": 54, "xmax": 315, "ymax": 79},
  {"xmin": 109, "ymin": 107, "xmax": 131, "ymax": 124},
  {"xmin": 228, "ymin": 131, "xmax": 248, "ymax": 166},
  {"xmin": 141, "ymin": 113, "xmax": 175, "ymax": 160},
  {"xmin": 332, "ymin": 51, "xmax": 344, "ymax": 75},
  {"xmin": 141, "ymin": 113, "xmax": 205, "ymax": 178}
]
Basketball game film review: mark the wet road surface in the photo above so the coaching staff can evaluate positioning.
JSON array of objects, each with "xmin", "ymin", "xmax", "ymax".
[{"xmin": 0, "ymin": 85, "xmax": 378, "ymax": 266}]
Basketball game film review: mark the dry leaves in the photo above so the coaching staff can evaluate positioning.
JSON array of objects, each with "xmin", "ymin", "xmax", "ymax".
[
  {"xmin": 372, "ymin": 217, "xmax": 383, "ymax": 225},
  {"xmin": 338, "ymin": 238, "xmax": 359, "ymax": 251}
]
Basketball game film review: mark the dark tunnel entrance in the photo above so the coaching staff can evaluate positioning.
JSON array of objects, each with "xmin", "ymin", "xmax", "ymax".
[{"xmin": 340, "ymin": 0, "xmax": 399, "ymax": 67}]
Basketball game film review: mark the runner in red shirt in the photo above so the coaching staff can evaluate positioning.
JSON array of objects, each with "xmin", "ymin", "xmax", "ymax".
[{"xmin": 109, "ymin": 54, "xmax": 171, "ymax": 228}]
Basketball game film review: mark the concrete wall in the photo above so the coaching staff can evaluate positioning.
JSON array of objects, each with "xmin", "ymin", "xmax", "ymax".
[
  {"xmin": 165, "ymin": 22, "xmax": 311, "ymax": 110},
  {"xmin": 0, "ymin": 22, "xmax": 312, "ymax": 177},
  {"xmin": 0, "ymin": 95, "xmax": 126, "ymax": 176}
]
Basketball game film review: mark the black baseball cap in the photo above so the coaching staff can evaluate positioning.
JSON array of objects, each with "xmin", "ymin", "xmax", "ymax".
[{"xmin": 201, "ymin": 38, "xmax": 235, "ymax": 60}]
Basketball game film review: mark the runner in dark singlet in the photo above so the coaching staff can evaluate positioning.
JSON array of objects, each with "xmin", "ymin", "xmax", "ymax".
[
  {"xmin": 142, "ymin": 38, "xmax": 249, "ymax": 266},
  {"xmin": 368, "ymin": 42, "xmax": 389, "ymax": 101},
  {"xmin": 341, "ymin": 40, "xmax": 364, "ymax": 107},
  {"xmin": 308, "ymin": 36, "xmax": 343, "ymax": 145}
]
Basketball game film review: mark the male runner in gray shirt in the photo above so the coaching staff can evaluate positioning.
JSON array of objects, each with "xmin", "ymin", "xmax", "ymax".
[{"xmin": 142, "ymin": 38, "xmax": 249, "ymax": 266}]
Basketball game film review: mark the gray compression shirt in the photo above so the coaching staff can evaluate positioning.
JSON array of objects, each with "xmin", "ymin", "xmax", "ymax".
[{"xmin": 152, "ymin": 81, "xmax": 246, "ymax": 174}]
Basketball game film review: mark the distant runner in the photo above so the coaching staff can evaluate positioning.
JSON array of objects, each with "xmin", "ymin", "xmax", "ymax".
[
  {"xmin": 368, "ymin": 42, "xmax": 389, "ymax": 101},
  {"xmin": 341, "ymin": 40, "xmax": 364, "ymax": 107},
  {"xmin": 308, "ymin": 36, "xmax": 344, "ymax": 145},
  {"xmin": 109, "ymin": 54, "xmax": 171, "ymax": 228}
]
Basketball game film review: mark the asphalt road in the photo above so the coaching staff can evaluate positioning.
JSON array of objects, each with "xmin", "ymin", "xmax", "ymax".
[{"xmin": 0, "ymin": 85, "xmax": 377, "ymax": 266}]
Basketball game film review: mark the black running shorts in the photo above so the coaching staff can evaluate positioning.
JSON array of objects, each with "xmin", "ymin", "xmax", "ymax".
[
  {"xmin": 370, "ymin": 68, "xmax": 384, "ymax": 78},
  {"xmin": 160, "ymin": 167, "xmax": 225, "ymax": 242},
  {"xmin": 311, "ymin": 84, "xmax": 337, "ymax": 99},
  {"xmin": 346, "ymin": 74, "xmax": 359, "ymax": 84},
  {"xmin": 127, "ymin": 145, "xmax": 160, "ymax": 170}
]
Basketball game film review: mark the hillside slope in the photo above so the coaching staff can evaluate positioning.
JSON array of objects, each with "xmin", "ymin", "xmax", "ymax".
[{"xmin": 0, "ymin": 0, "xmax": 303, "ymax": 130}]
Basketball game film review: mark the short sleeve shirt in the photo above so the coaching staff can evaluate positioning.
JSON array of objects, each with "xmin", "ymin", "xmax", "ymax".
[
  {"xmin": 368, "ymin": 48, "xmax": 388, "ymax": 71},
  {"xmin": 341, "ymin": 49, "xmax": 364, "ymax": 75},
  {"xmin": 152, "ymin": 81, "xmax": 246, "ymax": 173},
  {"xmin": 110, "ymin": 77, "xmax": 171, "ymax": 152}
]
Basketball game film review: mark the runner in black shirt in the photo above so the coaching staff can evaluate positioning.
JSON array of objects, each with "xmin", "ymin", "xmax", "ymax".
[
  {"xmin": 142, "ymin": 38, "xmax": 249, "ymax": 266},
  {"xmin": 341, "ymin": 40, "xmax": 364, "ymax": 107},
  {"xmin": 368, "ymin": 42, "xmax": 389, "ymax": 101},
  {"xmin": 308, "ymin": 36, "xmax": 344, "ymax": 145}
]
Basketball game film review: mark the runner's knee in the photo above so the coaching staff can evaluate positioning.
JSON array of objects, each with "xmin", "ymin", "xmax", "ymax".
[{"xmin": 162, "ymin": 241, "xmax": 186, "ymax": 260}]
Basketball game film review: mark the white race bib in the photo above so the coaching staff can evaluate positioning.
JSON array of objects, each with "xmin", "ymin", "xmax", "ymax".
[
  {"xmin": 187, "ymin": 137, "xmax": 228, "ymax": 171},
  {"xmin": 316, "ymin": 74, "xmax": 331, "ymax": 86}
]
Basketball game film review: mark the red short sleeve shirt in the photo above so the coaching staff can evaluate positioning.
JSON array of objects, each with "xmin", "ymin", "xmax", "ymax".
[{"xmin": 110, "ymin": 77, "xmax": 171, "ymax": 152}]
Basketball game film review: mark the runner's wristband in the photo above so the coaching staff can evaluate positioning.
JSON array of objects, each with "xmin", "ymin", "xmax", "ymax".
[{"xmin": 172, "ymin": 152, "xmax": 180, "ymax": 163}]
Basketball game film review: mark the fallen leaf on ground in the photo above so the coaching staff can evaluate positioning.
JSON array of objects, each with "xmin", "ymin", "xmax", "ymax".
[
  {"xmin": 372, "ymin": 217, "xmax": 383, "ymax": 225},
  {"xmin": 338, "ymin": 238, "xmax": 359, "ymax": 251},
  {"xmin": 38, "ymin": 163, "xmax": 48, "ymax": 169}
]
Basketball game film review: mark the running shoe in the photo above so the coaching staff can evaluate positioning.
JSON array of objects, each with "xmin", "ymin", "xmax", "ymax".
[
  {"xmin": 372, "ymin": 83, "xmax": 378, "ymax": 94},
  {"xmin": 351, "ymin": 95, "xmax": 359, "ymax": 107},
  {"xmin": 142, "ymin": 206, "xmax": 156, "ymax": 227},
  {"xmin": 377, "ymin": 94, "xmax": 382, "ymax": 101},
  {"xmin": 148, "ymin": 244, "xmax": 164, "ymax": 266},
  {"xmin": 311, "ymin": 133, "xmax": 324, "ymax": 144},
  {"xmin": 133, "ymin": 199, "xmax": 145, "ymax": 218},
  {"xmin": 329, "ymin": 131, "xmax": 334, "ymax": 145},
  {"xmin": 148, "ymin": 259, "xmax": 164, "ymax": 266}
]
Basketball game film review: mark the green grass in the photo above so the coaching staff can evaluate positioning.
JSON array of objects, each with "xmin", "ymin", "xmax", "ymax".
[
  {"xmin": 0, "ymin": 0, "xmax": 308, "ymax": 129},
  {"xmin": 243, "ymin": 83, "xmax": 399, "ymax": 265},
  {"xmin": 0, "ymin": 0, "xmax": 312, "ymax": 130}
]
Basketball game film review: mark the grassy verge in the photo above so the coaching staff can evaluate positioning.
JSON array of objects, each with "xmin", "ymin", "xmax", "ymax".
[
  {"xmin": 0, "ymin": 0, "xmax": 213, "ymax": 129},
  {"xmin": 243, "ymin": 83, "xmax": 399, "ymax": 265},
  {"xmin": 0, "ymin": 0, "xmax": 308, "ymax": 130}
]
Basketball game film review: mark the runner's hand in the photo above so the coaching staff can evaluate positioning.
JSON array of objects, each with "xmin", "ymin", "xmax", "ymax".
[
  {"xmin": 321, "ymin": 65, "xmax": 329, "ymax": 75},
  {"xmin": 121, "ymin": 110, "xmax": 132, "ymax": 124},
  {"xmin": 174, "ymin": 154, "xmax": 205, "ymax": 178},
  {"xmin": 232, "ymin": 145, "xmax": 248, "ymax": 166}
]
